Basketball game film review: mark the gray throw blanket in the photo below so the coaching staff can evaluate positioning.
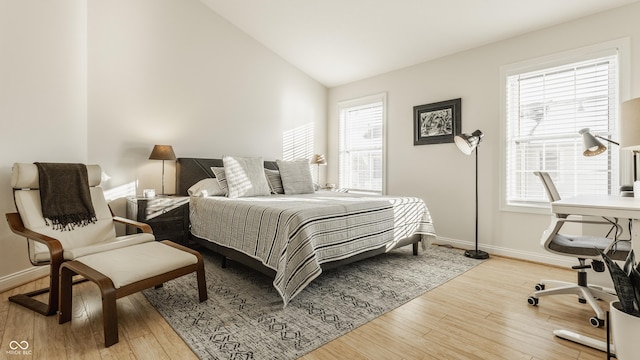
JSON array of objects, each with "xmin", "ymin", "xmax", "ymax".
[{"xmin": 35, "ymin": 162, "xmax": 97, "ymax": 230}]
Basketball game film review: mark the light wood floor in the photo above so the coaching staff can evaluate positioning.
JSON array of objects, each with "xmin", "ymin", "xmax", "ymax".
[{"xmin": 0, "ymin": 252, "xmax": 610, "ymax": 359}]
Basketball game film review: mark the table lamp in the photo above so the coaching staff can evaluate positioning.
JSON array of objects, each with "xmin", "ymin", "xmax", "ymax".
[
  {"xmin": 149, "ymin": 145, "xmax": 176, "ymax": 195},
  {"xmin": 620, "ymin": 97, "xmax": 640, "ymax": 182},
  {"xmin": 309, "ymin": 154, "xmax": 327, "ymax": 185},
  {"xmin": 454, "ymin": 130, "xmax": 489, "ymax": 259}
]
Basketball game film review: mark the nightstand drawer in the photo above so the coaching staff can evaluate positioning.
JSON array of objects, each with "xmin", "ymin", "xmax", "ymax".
[
  {"xmin": 147, "ymin": 205, "xmax": 184, "ymax": 221},
  {"xmin": 126, "ymin": 195, "xmax": 190, "ymax": 245},
  {"xmin": 148, "ymin": 218, "xmax": 184, "ymax": 235}
]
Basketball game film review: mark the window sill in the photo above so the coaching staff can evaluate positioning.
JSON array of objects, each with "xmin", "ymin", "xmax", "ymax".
[{"xmin": 500, "ymin": 202, "xmax": 552, "ymax": 215}]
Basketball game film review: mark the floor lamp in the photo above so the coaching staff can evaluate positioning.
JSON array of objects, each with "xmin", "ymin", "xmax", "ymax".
[{"xmin": 454, "ymin": 130, "xmax": 489, "ymax": 259}]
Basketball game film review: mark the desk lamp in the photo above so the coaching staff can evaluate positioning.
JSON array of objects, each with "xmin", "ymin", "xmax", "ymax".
[
  {"xmin": 454, "ymin": 130, "xmax": 489, "ymax": 259},
  {"xmin": 580, "ymin": 128, "xmax": 631, "ymax": 195},
  {"xmin": 149, "ymin": 145, "xmax": 176, "ymax": 195},
  {"xmin": 579, "ymin": 128, "xmax": 619, "ymax": 157}
]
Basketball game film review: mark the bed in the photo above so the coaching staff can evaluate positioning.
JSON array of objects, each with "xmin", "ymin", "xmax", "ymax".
[{"xmin": 176, "ymin": 157, "xmax": 436, "ymax": 305}]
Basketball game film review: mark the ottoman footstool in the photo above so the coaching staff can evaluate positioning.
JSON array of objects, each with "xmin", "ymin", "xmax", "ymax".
[{"xmin": 58, "ymin": 240, "xmax": 207, "ymax": 347}]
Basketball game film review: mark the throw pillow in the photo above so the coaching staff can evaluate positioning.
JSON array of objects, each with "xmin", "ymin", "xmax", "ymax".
[
  {"xmin": 187, "ymin": 178, "xmax": 225, "ymax": 197},
  {"xmin": 222, "ymin": 156, "xmax": 272, "ymax": 198},
  {"xmin": 264, "ymin": 168, "xmax": 284, "ymax": 194},
  {"xmin": 210, "ymin": 167, "xmax": 228, "ymax": 195},
  {"xmin": 276, "ymin": 159, "xmax": 314, "ymax": 195}
]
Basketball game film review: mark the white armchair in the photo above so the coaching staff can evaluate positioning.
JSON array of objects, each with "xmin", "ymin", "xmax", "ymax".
[
  {"xmin": 7, "ymin": 162, "xmax": 207, "ymax": 347},
  {"xmin": 7, "ymin": 163, "xmax": 155, "ymax": 315}
]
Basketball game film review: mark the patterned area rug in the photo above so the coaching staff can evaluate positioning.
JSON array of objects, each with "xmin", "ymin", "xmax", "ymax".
[{"xmin": 143, "ymin": 244, "xmax": 483, "ymax": 359}]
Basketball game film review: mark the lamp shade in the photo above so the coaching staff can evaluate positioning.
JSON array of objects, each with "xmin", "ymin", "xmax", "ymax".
[
  {"xmin": 310, "ymin": 154, "xmax": 327, "ymax": 165},
  {"xmin": 579, "ymin": 128, "xmax": 607, "ymax": 156},
  {"xmin": 149, "ymin": 145, "xmax": 176, "ymax": 160},
  {"xmin": 620, "ymin": 97, "xmax": 640, "ymax": 151},
  {"xmin": 454, "ymin": 130, "xmax": 483, "ymax": 155}
]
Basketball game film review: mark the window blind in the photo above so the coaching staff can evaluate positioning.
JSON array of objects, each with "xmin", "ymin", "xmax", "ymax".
[
  {"xmin": 338, "ymin": 94, "xmax": 385, "ymax": 194},
  {"xmin": 505, "ymin": 54, "xmax": 619, "ymax": 206}
]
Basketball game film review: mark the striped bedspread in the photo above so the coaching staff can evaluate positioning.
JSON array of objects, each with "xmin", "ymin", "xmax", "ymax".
[{"xmin": 189, "ymin": 192, "xmax": 435, "ymax": 305}]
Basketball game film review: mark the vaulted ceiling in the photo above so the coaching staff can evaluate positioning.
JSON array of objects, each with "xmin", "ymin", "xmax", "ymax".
[{"xmin": 200, "ymin": 0, "xmax": 638, "ymax": 87}]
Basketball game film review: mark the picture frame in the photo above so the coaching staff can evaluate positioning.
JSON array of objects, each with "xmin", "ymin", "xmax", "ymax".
[{"xmin": 413, "ymin": 98, "xmax": 461, "ymax": 145}]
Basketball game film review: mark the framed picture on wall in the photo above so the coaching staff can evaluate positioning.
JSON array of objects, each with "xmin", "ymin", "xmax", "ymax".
[{"xmin": 413, "ymin": 98, "xmax": 461, "ymax": 145}]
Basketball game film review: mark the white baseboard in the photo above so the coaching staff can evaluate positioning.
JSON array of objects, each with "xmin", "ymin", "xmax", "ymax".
[
  {"xmin": 432, "ymin": 236, "xmax": 616, "ymax": 291},
  {"xmin": 0, "ymin": 266, "xmax": 49, "ymax": 293},
  {"xmin": 432, "ymin": 236, "xmax": 576, "ymax": 268}
]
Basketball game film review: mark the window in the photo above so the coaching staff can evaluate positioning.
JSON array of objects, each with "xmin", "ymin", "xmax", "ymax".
[
  {"xmin": 502, "ymin": 45, "xmax": 623, "ymax": 209},
  {"xmin": 338, "ymin": 93, "xmax": 386, "ymax": 194}
]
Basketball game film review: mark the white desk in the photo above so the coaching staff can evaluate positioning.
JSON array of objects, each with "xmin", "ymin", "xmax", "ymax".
[
  {"xmin": 552, "ymin": 195, "xmax": 640, "ymax": 255},
  {"xmin": 550, "ymin": 195, "xmax": 640, "ymax": 353}
]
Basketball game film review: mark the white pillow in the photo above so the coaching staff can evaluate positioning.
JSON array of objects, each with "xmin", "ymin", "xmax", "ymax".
[
  {"xmin": 276, "ymin": 159, "xmax": 314, "ymax": 194},
  {"xmin": 187, "ymin": 178, "xmax": 225, "ymax": 197},
  {"xmin": 210, "ymin": 167, "xmax": 228, "ymax": 195},
  {"xmin": 264, "ymin": 169, "xmax": 284, "ymax": 194},
  {"xmin": 222, "ymin": 156, "xmax": 272, "ymax": 198}
]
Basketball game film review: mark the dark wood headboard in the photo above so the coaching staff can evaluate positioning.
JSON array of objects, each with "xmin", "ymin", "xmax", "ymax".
[{"xmin": 176, "ymin": 157, "xmax": 279, "ymax": 196}]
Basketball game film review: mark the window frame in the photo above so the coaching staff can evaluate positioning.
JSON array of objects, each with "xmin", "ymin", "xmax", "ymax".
[
  {"xmin": 337, "ymin": 92, "xmax": 387, "ymax": 194},
  {"xmin": 499, "ymin": 39, "xmax": 630, "ymax": 214}
]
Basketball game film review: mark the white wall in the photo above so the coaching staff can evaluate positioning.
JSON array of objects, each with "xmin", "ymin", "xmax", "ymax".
[
  {"xmin": 327, "ymin": 3, "xmax": 640, "ymax": 265},
  {"xmin": 0, "ymin": 0, "xmax": 327, "ymax": 290},
  {"xmin": 87, "ymin": 0, "xmax": 327, "ymax": 201},
  {"xmin": 0, "ymin": 0, "xmax": 87, "ymax": 288}
]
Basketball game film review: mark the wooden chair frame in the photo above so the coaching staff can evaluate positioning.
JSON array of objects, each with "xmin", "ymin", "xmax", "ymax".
[
  {"xmin": 58, "ymin": 240, "xmax": 207, "ymax": 347},
  {"xmin": 5, "ymin": 211, "xmax": 152, "ymax": 316}
]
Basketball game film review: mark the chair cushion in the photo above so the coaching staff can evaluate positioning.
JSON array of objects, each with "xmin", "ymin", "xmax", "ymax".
[
  {"xmin": 76, "ymin": 242, "xmax": 198, "ymax": 289},
  {"xmin": 14, "ymin": 185, "xmax": 150, "ymax": 263},
  {"xmin": 63, "ymin": 233, "xmax": 155, "ymax": 260},
  {"xmin": 550, "ymin": 233, "xmax": 631, "ymax": 260},
  {"xmin": 30, "ymin": 233, "xmax": 155, "ymax": 263}
]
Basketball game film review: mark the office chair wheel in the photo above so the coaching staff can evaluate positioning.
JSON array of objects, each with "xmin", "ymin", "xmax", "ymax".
[
  {"xmin": 590, "ymin": 317, "xmax": 604, "ymax": 328},
  {"xmin": 527, "ymin": 296, "xmax": 539, "ymax": 306},
  {"xmin": 534, "ymin": 283, "xmax": 545, "ymax": 291}
]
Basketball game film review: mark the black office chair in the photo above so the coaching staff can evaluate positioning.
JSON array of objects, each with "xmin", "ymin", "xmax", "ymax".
[{"xmin": 528, "ymin": 171, "xmax": 631, "ymax": 327}]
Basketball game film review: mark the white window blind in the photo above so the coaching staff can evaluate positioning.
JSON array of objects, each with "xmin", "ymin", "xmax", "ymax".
[
  {"xmin": 338, "ymin": 94, "xmax": 386, "ymax": 194},
  {"xmin": 505, "ymin": 53, "xmax": 619, "ymax": 206}
]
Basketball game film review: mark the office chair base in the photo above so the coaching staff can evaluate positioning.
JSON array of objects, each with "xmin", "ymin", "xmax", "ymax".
[
  {"xmin": 464, "ymin": 249, "xmax": 489, "ymax": 259},
  {"xmin": 553, "ymin": 329, "xmax": 611, "ymax": 353},
  {"xmin": 529, "ymin": 280, "xmax": 617, "ymax": 327}
]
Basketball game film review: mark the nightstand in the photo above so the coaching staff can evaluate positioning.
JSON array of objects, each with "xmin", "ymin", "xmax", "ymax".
[{"xmin": 126, "ymin": 196, "xmax": 190, "ymax": 245}]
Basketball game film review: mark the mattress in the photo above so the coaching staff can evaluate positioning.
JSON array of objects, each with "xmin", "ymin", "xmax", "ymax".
[{"xmin": 189, "ymin": 191, "xmax": 435, "ymax": 305}]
